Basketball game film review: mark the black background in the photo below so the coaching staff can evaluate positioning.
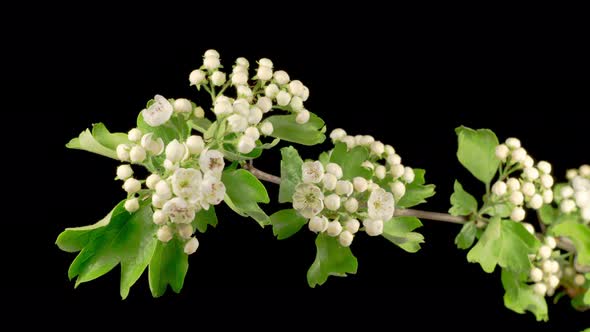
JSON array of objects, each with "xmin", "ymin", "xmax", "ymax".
[{"xmin": 5, "ymin": 7, "xmax": 589, "ymax": 331}]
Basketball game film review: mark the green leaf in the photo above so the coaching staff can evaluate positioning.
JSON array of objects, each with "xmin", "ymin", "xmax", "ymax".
[
  {"xmin": 307, "ymin": 233, "xmax": 358, "ymax": 287},
  {"xmin": 396, "ymin": 170, "xmax": 436, "ymax": 209},
  {"xmin": 222, "ymin": 169, "xmax": 270, "ymax": 227},
  {"xmin": 551, "ymin": 220, "xmax": 590, "ymax": 266},
  {"xmin": 56, "ymin": 206, "xmax": 116, "ymax": 252},
  {"xmin": 449, "ymin": 180, "xmax": 478, "ymax": 217},
  {"xmin": 66, "ymin": 123, "xmax": 130, "ymax": 159},
  {"xmin": 329, "ymin": 143, "xmax": 372, "ymax": 180},
  {"xmin": 193, "ymin": 206, "xmax": 218, "ymax": 233},
  {"xmin": 382, "ymin": 217, "xmax": 424, "ymax": 253},
  {"xmin": 538, "ymin": 205, "xmax": 558, "ymax": 225},
  {"xmin": 455, "ymin": 221, "xmax": 477, "ymax": 250},
  {"xmin": 137, "ymin": 113, "xmax": 189, "ymax": 144},
  {"xmin": 66, "ymin": 200, "xmax": 158, "ymax": 299},
  {"xmin": 501, "ymin": 269, "xmax": 549, "ymax": 322},
  {"xmin": 467, "ymin": 218, "xmax": 540, "ymax": 273},
  {"xmin": 455, "ymin": 126, "xmax": 500, "ymax": 185},
  {"xmin": 148, "ymin": 238, "xmax": 189, "ymax": 298},
  {"xmin": 279, "ymin": 146, "xmax": 303, "ymax": 203},
  {"xmin": 266, "ymin": 112, "xmax": 326, "ymax": 145},
  {"xmin": 270, "ymin": 209, "xmax": 308, "ymax": 240}
]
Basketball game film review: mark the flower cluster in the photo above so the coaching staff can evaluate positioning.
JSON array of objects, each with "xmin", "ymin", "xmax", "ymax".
[
  {"xmin": 493, "ymin": 137, "xmax": 554, "ymax": 225},
  {"xmin": 529, "ymin": 236, "xmax": 561, "ymax": 296},
  {"xmin": 557, "ymin": 164, "xmax": 590, "ymax": 222},
  {"xmin": 291, "ymin": 128, "xmax": 417, "ymax": 247}
]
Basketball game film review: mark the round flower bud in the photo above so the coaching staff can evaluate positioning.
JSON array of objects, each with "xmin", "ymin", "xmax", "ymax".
[
  {"xmin": 540, "ymin": 174, "xmax": 554, "ymax": 189},
  {"xmin": 353, "ymin": 177, "xmax": 368, "ymax": 193},
  {"xmin": 141, "ymin": 133, "xmax": 165, "ymax": 155},
  {"xmin": 509, "ymin": 191, "xmax": 524, "ymax": 205},
  {"xmin": 492, "ymin": 181, "xmax": 507, "ymax": 196},
  {"xmin": 575, "ymin": 191, "xmax": 590, "ymax": 209},
  {"xmin": 237, "ymin": 135, "xmax": 256, "ymax": 154},
  {"xmin": 511, "ymin": 148, "xmax": 527, "ymax": 163},
  {"xmin": 374, "ymin": 165, "xmax": 386, "ymax": 180},
  {"xmin": 123, "ymin": 178, "xmax": 141, "ymax": 194},
  {"xmin": 184, "ymin": 237, "xmax": 199, "ymax": 255},
  {"xmin": 273, "ymin": 70, "xmax": 290, "ymax": 85},
  {"xmin": 248, "ymin": 106, "xmax": 263, "ymax": 124},
  {"xmin": 265, "ymin": 84, "xmax": 280, "ymax": 99},
  {"xmin": 361, "ymin": 161, "xmax": 374, "ymax": 170},
  {"xmin": 276, "ymin": 90, "xmax": 291, "ymax": 106},
  {"xmin": 370, "ymin": 141, "xmax": 385, "ymax": 156},
  {"xmin": 495, "ymin": 144, "xmax": 509, "ymax": 161},
  {"xmin": 227, "ymin": 114, "xmax": 248, "ymax": 133},
  {"xmin": 186, "ymin": 135, "xmax": 205, "ymax": 155},
  {"xmin": 510, "ymin": 207, "xmax": 526, "ymax": 222},
  {"xmin": 506, "ymin": 137, "xmax": 521, "ymax": 149},
  {"xmin": 524, "ymin": 167, "xmax": 540, "ymax": 181},
  {"xmin": 322, "ymin": 173, "xmax": 338, "ymax": 191},
  {"xmin": 309, "ymin": 216, "xmax": 329, "ymax": 233},
  {"xmin": 574, "ymin": 274, "xmax": 586, "ymax": 286},
  {"xmin": 359, "ymin": 135, "xmax": 375, "ymax": 146},
  {"xmin": 204, "ymin": 49, "xmax": 219, "ymax": 58},
  {"xmin": 544, "ymin": 236, "xmax": 557, "ymax": 249},
  {"xmin": 542, "ymin": 260, "xmax": 554, "ymax": 273},
  {"xmin": 566, "ymin": 169, "xmax": 578, "ymax": 180},
  {"xmin": 523, "ymin": 155, "xmax": 534, "ymax": 168},
  {"xmin": 560, "ymin": 199, "xmax": 576, "ymax": 213},
  {"xmin": 547, "ymin": 275, "xmax": 560, "ymax": 289},
  {"xmin": 237, "ymin": 85, "xmax": 253, "ymax": 100},
  {"xmin": 152, "ymin": 194, "xmax": 167, "ymax": 209},
  {"xmin": 177, "ymin": 224, "xmax": 193, "ymax": 240},
  {"xmin": 538, "ymin": 245, "xmax": 552, "ymax": 260},
  {"xmin": 521, "ymin": 182, "xmax": 536, "ymax": 197},
  {"xmin": 339, "ymin": 230, "xmax": 354, "ymax": 247},
  {"xmin": 259, "ymin": 58, "xmax": 273, "ymax": 68},
  {"xmin": 533, "ymin": 283, "xmax": 547, "ymax": 296},
  {"xmin": 403, "ymin": 167, "xmax": 415, "ymax": 183},
  {"xmin": 391, "ymin": 164, "xmax": 405, "ymax": 179},
  {"xmin": 344, "ymin": 197, "xmax": 359, "ymax": 213},
  {"xmin": 116, "ymin": 144, "xmax": 131, "ymax": 161},
  {"xmin": 257, "ymin": 66, "xmax": 273, "ymax": 81},
  {"xmin": 580, "ymin": 164, "xmax": 590, "ymax": 177},
  {"xmin": 326, "ymin": 220, "xmax": 343, "ymax": 237},
  {"xmin": 530, "ymin": 267, "xmax": 543, "ymax": 282},
  {"xmin": 152, "ymin": 210, "xmax": 167, "ymax": 225},
  {"xmin": 335, "ymin": 180, "xmax": 353, "ymax": 197},
  {"xmin": 542, "ymin": 190, "xmax": 554, "ymax": 204},
  {"xmin": 581, "ymin": 207, "xmax": 590, "ymax": 221},
  {"xmin": 173, "ymin": 98, "xmax": 192, "ymax": 113},
  {"xmin": 155, "ymin": 180, "xmax": 172, "ymax": 200},
  {"xmin": 537, "ymin": 161, "xmax": 552, "ymax": 174},
  {"xmin": 345, "ymin": 219, "xmax": 360, "ymax": 234},
  {"xmin": 330, "ymin": 128, "xmax": 347, "ymax": 141},
  {"xmin": 210, "ymin": 71, "xmax": 226, "ymax": 86},
  {"xmin": 549, "ymin": 260, "xmax": 560, "ymax": 274},
  {"xmin": 231, "ymin": 71, "xmax": 248, "ymax": 86},
  {"xmin": 244, "ymin": 126, "xmax": 260, "ymax": 141},
  {"xmin": 324, "ymin": 194, "xmax": 341, "ymax": 211},
  {"xmin": 128, "ymin": 128, "xmax": 143, "ymax": 142},
  {"xmin": 529, "ymin": 194, "xmax": 543, "ymax": 209},
  {"xmin": 506, "ymin": 178, "xmax": 520, "ymax": 191},
  {"xmin": 164, "ymin": 159, "xmax": 178, "ymax": 172},
  {"xmin": 561, "ymin": 186, "xmax": 574, "ymax": 198},
  {"xmin": 165, "ymin": 139, "xmax": 186, "ymax": 163},
  {"xmin": 116, "ymin": 164, "xmax": 133, "ymax": 180},
  {"xmin": 203, "ymin": 56, "xmax": 220, "ymax": 70},
  {"xmin": 522, "ymin": 222, "xmax": 535, "ymax": 234},
  {"xmin": 295, "ymin": 109, "xmax": 310, "ymax": 124},
  {"xmin": 189, "ymin": 69, "xmax": 206, "ymax": 85},
  {"xmin": 384, "ymin": 145, "xmax": 395, "ymax": 156},
  {"xmin": 130, "ymin": 146, "xmax": 147, "ymax": 163},
  {"xmin": 290, "ymin": 96, "xmax": 304, "ymax": 111},
  {"xmin": 213, "ymin": 96, "xmax": 233, "ymax": 116},
  {"xmin": 326, "ymin": 163, "xmax": 343, "ymax": 179},
  {"xmin": 288, "ymin": 80, "xmax": 305, "ymax": 97},
  {"xmin": 124, "ymin": 198, "xmax": 139, "ymax": 212},
  {"xmin": 364, "ymin": 219, "xmax": 384, "ymax": 236},
  {"xmin": 257, "ymin": 96, "xmax": 273, "ymax": 113},
  {"xmin": 390, "ymin": 181, "xmax": 406, "ymax": 200},
  {"xmin": 259, "ymin": 121, "xmax": 274, "ymax": 136},
  {"xmin": 302, "ymin": 86, "xmax": 310, "ymax": 101}
]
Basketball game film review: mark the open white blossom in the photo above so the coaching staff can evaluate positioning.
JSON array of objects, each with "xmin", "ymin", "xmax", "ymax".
[
  {"xmin": 171, "ymin": 168, "xmax": 202, "ymax": 200},
  {"xmin": 292, "ymin": 183, "xmax": 324, "ymax": 218},
  {"xmin": 162, "ymin": 197, "xmax": 195, "ymax": 224},
  {"xmin": 200, "ymin": 173, "xmax": 226, "ymax": 209},
  {"xmin": 367, "ymin": 188, "xmax": 395, "ymax": 221},
  {"xmin": 199, "ymin": 149, "xmax": 225, "ymax": 176},
  {"xmin": 302, "ymin": 161, "xmax": 325, "ymax": 184},
  {"xmin": 143, "ymin": 95, "xmax": 173, "ymax": 127}
]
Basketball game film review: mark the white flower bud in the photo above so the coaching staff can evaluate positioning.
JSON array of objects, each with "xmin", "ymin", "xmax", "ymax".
[
  {"xmin": 290, "ymin": 96, "xmax": 304, "ymax": 111},
  {"xmin": 140, "ymin": 133, "xmax": 164, "ymax": 155},
  {"xmin": 227, "ymin": 114, "xmax": 248, "ymax": 133},
  {"xmin": 273, "ymin": 70, "xmax": 290, "ymax": 85},
  {"xmin": 155, "ymin": 180, "xmax": 172, "ymax": 200},
  {"xmin": 542, "ymin": 190, "xmax": 553, "ymax": 204},
  {"xmin": 580, "ymin": 164, "xmax": 590, "ymax": 177},
  {"xmin": 390, "ymin": 181, "xmax": 406, "ymax": 200},
  {"xmin": 322, "ymin": 173, "xmax": 338, "ymax": 191},
  {"xmin": 288, "ymin": 80, "xmax": 305, "ymax": 97},
  {"xmin": 152, "ymin": 194, "xmax": 167, "ymax": 209},
  {"xmin": 116, "ymin": 164, "xmax": 133, "ymax": 180},
  {"xmin": 506, "ymin": 178, "xmax": 520, "ymax": 191},
  {"xmin": 186, "ymin": 135, "xmax": 205, "ymax": 155},
  {"xmin": 165, "ymin": 139, "xmax": 186, "ymax": 163},
  {"xmin": 391, "ymin": 164, "xmax": 405, "ymax": 179},
  {"xmin": 189, "ymin": 69, "xmax": 206, "ymax": 86},
  {"xmin": 524, "ymin": 167, "xmax": 540, "ymax": 181},
  {"xmin": 353, "ymin": 177, "xmax": 368, "ymax": 193},
  {"xmin": 326, "ymin": 220, "xmax": 343, "ymax": 237},
  {"xmin": 537, "ymin": 161, "xmax": 552, "ymax": 174},
  {"xmin": 326, "ymin": 163, "xmax": 343, "ymax": 179},
  {"xmin": 248, "ymin": 106, "xmax": 263, "ymax": 124},
  {"xmin": 123, "ymin": 178, "xmax": 141, "ymax": 194},
  {"xmin": 561, "ymin": 186, "xmax": 574, "ymax": 198},
  {"xmin": 359, "ymin": 135, "xmax": 375, "ymax": 146},
  {"xmin": 544, "ymin": 236, "xmax": 557, "ymax": 249},
  {"xmin": 345, "ymin": 219, "xmax": 360, "ymax": 234},
  {"xmin": 523, "ymin": 222, "xmax": 535, "ymax": 234},
  {"xmin": 511, "ymin": 148, "xmax": 527, "ymax": 163},
  {"xmin": 164, "ymin": 159, "xmax": 178, "ymax": 172},
  {"xmin": 203, "ymin": 56, "xmax": 220, "ymax": 70},
  {"xmin": 339, "ymin": 230, "xmax": 354, "ymax": 247},
  {"xmin": 152, "ymin": 210, "xmax": 167, "ymax": 225},
  {"xmin": 237, "ymin": 135, "xmax": 256, "ymax": 154},
  {"xmin": 295, "ymin": 109, "xmax": 310, "ymax": 124},
  {"xmin": 547, "ymin": 275, "xmax": 560, "ymax": 289},
  {"xmin": 177, "ymin": 224, "xmax": 193, "ymax": 240},
  {"xmin": 509, "ymin": 191, "xmax": 524, "ymax": 205},
  {"xmin": 538, "ymin": 245, "xmax": 552, "ymax": 260},
  {"xmin": 539, "ymin": 174, "xmax": 553, "ymax": 189},
  {"xmin": 529, "ymin": 194, "xmax": 543, "ymax": 210},
  {"xmin": 173, "ymin": 98, "xmax": 192, "ymax": 113},
  {"xmin": 341, "ymin": 136, "xmax": 356, "ymax": 149},
  {"xmin": 523, "ymin": 155, "xmax": 534, "ymax": 168},
  {"xmin": 383, "ymin": 145, "xmax": 395, "ymax": 156},
  {"xmin": 260, "ymin": 121, "xmax": 274, "ymax": 136},
  {"xmin": 330, "ymin": 128, "xmax": 347, "ymax": 141},
  {"xmin": 308, "ymin": 216, "xmax": 329, "ymax": 233},
  {"xmin": 533, "ymin": 282, "xmax": 547, "ymax": 296},
  {"xmin": 521, "ymin": 182, "xmax": 536, "ymax": 197},
  {"xmin": 124, "ymin": 198, "xmax": 139, "ymax": 212},
  {"xmin": 130, "ymin": 146, "xmax": 146, "ymax": 163},
  {"xmin": 335, "ymin": 180, "xmax": 353, "ymax": 197},
  {"xmin": 510, "ymin": 207, "xmax": 526, "ymax": 222},
  {"xmin": 492, "ymin": 181, "xmax": 507, "ymax": 196},
  {"xmin": 231, "ymin": 71, "xmax": 248, "ymax": 86},
  {"xmin": 301, "ymin": 86, "xmax": 310, "ymax": 101},
  {"xmin": 128, "ymin": 128, "xmax": 143, "ymax": 142},
  {"xmin": 560, "ymin": 199, "xmax": 576, "ymax": 213},
  {"xmin": 506, "ymin": 137, "xmax": 521, "ymax": 149},
  {"xmin": 542, "ymin": 260, "xmax": 554, "ymax": 273},
  {"xmin": 403, "ymin": 167, "xmax": 415, "ymax": 183},
  {"xmin": 210, "ymin": 71, "xmax": 226, "ymax": 86},
  {"xmin": 374, "ymin": 165, "xmax": 386, "ymax": 180},
  {"xmin": 233, "ymin": 99, "xmax": 250, "ymax": 116},
  {"xmin": 344, "ymin": 198, "xmax": 358, "ymax": 213},
  {"xmin": 324, "ymin": 194, "xmax": 341, "ymax": 211},
  {"xmin": 276, "ymin": 90, "xmax": 291, "ymax": 106},
  {"xmin": 495, "ymin": 144, "xmax": 509, "ymax": 161},
  {"xmin": 530, "ymin": 267, "xmax": 543, "ymax": 282},
  {"xmin": 364, "ymin": 219, "xmax": 384, "ymax": 236},
  {"xmin": 184, "ymin": 237, "xmax": 199, "ymax": 255},
  {"xmin": 370, "ymin": 141, "xmax": 385, "ymax": 156},
  {"xmin": 581, "ymin": 207, "xmax": 590, "ymax": 221},
  {"xmin": 257, "ymin": 97, "xmax": 273, "ymax": 113},
  {"xmin": 574, "ymin": 274, "xmax": 586, "ymax": 286},
  {"xmin": 257, "ymin": 66, "xmax": 273, "ymax": 81},
  {"xmin": 244, "ymin": 127, "xmax": 260, "ymax": 141},
  {"xmin": 204, "ymin": 49, "xmax": 219, "ymax": 58},
  {"xmin": 575, "ymin": 191, "xmax": 590, "ymax": 209},
  {"xmin": 265, "ymin": 83, "xmax": 279, "ymax": 99},
  {"xmin": 566, "ymin": 169, "xmax": 578, "ymax": 180},
  {"xmin": 549, "ymin": 260, "xmax": 560, "ymax": 274},
  {"xmin": 116, "ymin": 144, "xmax": 131, "ymax": 161},
  {"xmin": 213, "ymin": 96, "xmax": 233, "ymax": 116}
]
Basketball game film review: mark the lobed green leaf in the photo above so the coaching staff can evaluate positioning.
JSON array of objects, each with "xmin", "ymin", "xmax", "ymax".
[
  {"xmin": 455, "ymin": 126, "xmax": 500, "ymax": 185},
  {"xmin": 382, "ymin": 217, "xmax": 424, "ymax": 253},
  {"xmin": 270, "ymin": 209, "xmax": 308, "ymax": 240},
  {"xmin": 307, "ymin": 233, "xmax": 358, "ymax": 287},
  {"xmin": 266, "ymin": 112, "xmax": 326, "ymax": 145}
]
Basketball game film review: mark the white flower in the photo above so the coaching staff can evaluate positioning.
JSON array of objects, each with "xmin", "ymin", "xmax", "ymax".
[
  {"xmin": 542, "ymin": 190, "xmax": 553, "ymax": 204},
  {"xmin": 116, "ymin": 165, "xmax": 133, "ymax": 180},
  {"xmin": 155, "ymin": 180, "xmax": 172, "ymax": 200},
  {"xmin": 203, "ymin": 56, "xmax": 220, "ymax": 70},
  {"xmin": 244, "ymin": 126, "xmax": 260, "ymax": 141},
  {"xmin": 509, "ymin": 191, "xmax": 524, "ymax": 205},
  {"xmin": 537, "ymin": 161, "xmax": 552, "ymax": 174},
  {"xmin": 227, "ymin": 114, "xmax": 248, "ymax": 133},
  {"xmin": 290, "ymin": 96, "xmax": 304, "ymax": 111},
  {"xmin": 199, "ymin": 173, "xmax": 226, "ymax": 209},
  {"xmin": 368, "ymin": 188, "xmax": 395, "ymax": 221},
  {"xmin": 143, "ymin": 95, "xmax": 173, "ymax": 127},
  {"xmin": 321, "ymin": 173, "xmax": 337, "ymax": 191},
  {"xmin": 574, "ymin": 274, "xmax": 586, "ymax": 286},
  {"xmin": 152, "ymin": 194, "xmax": 167, "ymax": 209},
  {"xmin": 324, "ymin": 194, "xmax": 341, "ymax": 211},
  {"xmin": 308, "ymin": 216, "xmax": 329, "ymax": 233},
  {"xmin": 157, "ymin": 225, "xmax": 173, "ymax": 243},
  {"xmin": 260, "ymin": 122, "xmax": 274, "ymax": 136},
  {"xmin": 538, "ymin": 245, "xmax": 552, "ymax": 260},
  {"xmin": 326, "ymin": 220, "xmax": 342, "ymax": 237},
  {"xmin": 211, "ymin": 71, "xmax": 226, "ymax": 86},
  {"xmin": 128, "ymin": 128, "xmax": 142, "ymax": 142},
  {"xmin": 506, "ymin": 178, "xmax": 520, "ymax": 191},
  {"xmin": 123, "ymin": 178, "xmax": 141, "ymax": 194},
  {"xmin": 391, "ymin": 164, "xmax": 405, "ymax": 179},
  {"xmin": 326, "ymin": 163, "xmax": 343, "ymax": 179},
  {"xmin": 390, "ymin": 181, "xmax": 406, "ymax": 200},
  {"xmin": 359, "ymin": 135, "xmax": 375, "ymax": 146},
  {"xmin": 403, "ymin": 167, "xmax": 415, "ymax": 183},
  {"xmin": 560, "ymin": 199, "xmax": 576, "ymax": 213},
  {"xmin": 171, "ymin": 168, "xmax": 202, "ymax": 200},
  {"xmin": 560, "ymin": 186, "xmax": 574, "ymax": 198},
  {"xmin": 384, "ymin": 145, "xmax": 395, "ymax": 156},
  {"xmin": 547, "ymin": 275, "xmax": 559, "ymax": 289},
  {"xmin": 257, "ymin": 97, "xmax": 273, "ymax": 113},
  {"xmin": 339, "ymin": 230, "xmax": 354, "ymax": 247},
  {"xmin": 344, "ymin": 197, "xmax": 358, "ymax": 213},
  {"xmin": 495, "ymin": 144, "xmax": 509, "ymax": 161},
  {"xmin": 213, "ymin": 96, "xmax": 233, "ymax": 116},
  {"xmin": 302, "ymin": 86, "xmax": 310, "ymax": 101},
  {"xmin": 232, "ymin": 99, "xmax": 250, "ymax": 116},
  {"xmin": 265, "ymin": 84, "xmax": 279, "ymax": 99},
  {"xmin": 582, "ymin": 207, "xmax": 590, "ymax": 221},
  {"xmin": 177, "ymin": 224, "xmax": 194, "ymax": 240},
  {"xmin": 345, "ymin": 219, "xmax": 360, "ymax": 234},
  {"xmin": 523, "ymin": 167, "xmax": 539, "ymax": 181},
  {"xmin": 580, "ymin": 164, "xmax": 590, "ymax": 177},
  {"xmin": 506, "ymin": 137, "xmax": 521, "ymax": 149},
  {"xmin": 292, "ymin": 183, "xmax": 324, "ymax": 218},
  {"xmin": 248, "ymin": 106, "xmax": 263, "ymax": 124},
  {"xmin": 165, "ymin": 139, "xmax": 187, "ymax": 163},
  {"xmin": 163, "ymin": 197, "xmax": 195, "ymax": 224},
  {"xmin": 164, "ymin": 159, "xmax": 178, "ymax": 172},
  {"xmin": 288, "ymin": 80, "xmax": 305, "ymax": 97},
  {"xmin": 235, "ymin": 57, "xmax": 249, "ymax": 67},
  {"xmin": 522, "ymin": 222, "xmax": 535, "ymax": 234},
  {"xmin": 511, "ymin": 148, "xmax": 527, "ymax": 163},
  {"xmin": 510, "ymin": 207, "xmax": 525, "ymax": 222},
  {"xmin": 375, "ymin": 165, "xmax": 386, "ymax": 180},
  {"xmin": 530, "ymin": 267, "xmax": 543, "ymax": 282},
  {"xmin": 237, "ymin": 135, "xmax": 256, "ymax": 154},
  {"xmin": 544, "ymin": 236, "xmax": 557, "ymax": 249},
  {"xmin": 533, "ymin": 283, "xmax": 547, "ymax": 296},
  {"xmin": 153, "ymin": 210, "xmax": 167, "ymax": 225},
  {"xmin": 302, "ymin": 161, "xmax": 324, "ymax": 184},
  {"xmin": 329, "ymin": 128, "xmax": 347, "ymax": 141},
  {"xmin": 116, "ymin": 144, "xmax": 131, "ymax": 161},
  {"xmin": 370, "ymin": 141, "xmax": 385, "ymax": 156},
  {"xmin": 199, "ymin": 149, "xmax": 225, "ymax": 176},
  {"xmin": 130, "ymin": 146, "xmax": 146, "ymax": 163},
  {"xmin": 335, "ymin": 180, "xmax": 354, "ymax": 197},
  {"xmin": 566, "ymin": 169, "xmax": 578, "ymax": 180},
  {"xmin": 273, "ymin": 70, "xmax": 290, "ymax": 85},
  {"xmin": 492, "ymin": 181, "xmax": 507, "ymax": 196},
  {"xmin": 231, "ymin": 71, "xmax": 248, "ymax": 86},
  {"xmin": 124, "ymin": 198, "xmax": 139, "ymax": 212},
  {"xmin": 341, "ymin": 136, "xmax": 356, "ymax": 149},
  {"xmin": 540, "ymin": 174, "xmax": 554, "ymax": 189},
  {"xmin": 257, "ymin": 66, "xmax": 273, "ymax": 81},
  {"xmin": 204, "ymin": 49, "xmax": 220, "ymax": 58},
  {"xmin": 141, "ymin": 133, "xmax": 164, "ymax": 155},
  {"xmin": 186, "ymin": 135, "xmax": 205, "ymax": 155},
  {"xmin": 237, "ymin": 85, "xmax": 253, "ymax": 100},
  {"xmin": 353, "ymin": 177, "xmax": 368, "ymax": 193},
  {"xmin": 523, "ymin": 156, "xmax": 534, "ymax": 168},
  {"xmin": 189, "ymin": 69, "xmax": 206, "ymax": 86},
  {"xmin": 529, "ymin": 194, "xmax": 543, "ymax": 210},
  {"xmin": 521, "ymin": 182, "xmax": 536, "ymax": 197},
  {"xmin": 173, "ymin": 98, "xmax": 192, "ymax": 113},
  {"xmin": 276, "ymin": 90, "xmax": 291, "ymax": 107},
  {"xmin": 363, "ymin": 219, "xmax": 384, "ymax": 236},
  {"xmin": 572, "ymin": 176, "xmax": 590, "ymax": 191},
  {"xmin": 387, "ymin": 154, "xmax": 402, "ymax": 166}
]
